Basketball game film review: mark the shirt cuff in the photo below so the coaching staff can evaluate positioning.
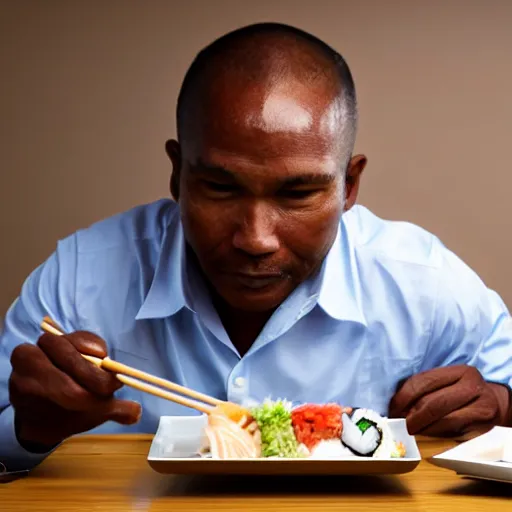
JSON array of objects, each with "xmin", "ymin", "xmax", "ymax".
[{"xmin": 0, "ymin": 406, "xmax": 57, "ymax": 472}]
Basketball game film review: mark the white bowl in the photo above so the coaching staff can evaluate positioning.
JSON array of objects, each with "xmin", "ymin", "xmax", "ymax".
[{"xmin": 151, "ymin": 414, "xmax": 208, "ymax": 458}]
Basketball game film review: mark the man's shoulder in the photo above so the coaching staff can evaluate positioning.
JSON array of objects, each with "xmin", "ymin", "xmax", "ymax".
[
  {"xmin": 72, "ymin": 199, "xmax": 178, "ymax": 254},
  {"xmin": 344, "ymin": 205, "xmax": 443, "ymax": 269}
]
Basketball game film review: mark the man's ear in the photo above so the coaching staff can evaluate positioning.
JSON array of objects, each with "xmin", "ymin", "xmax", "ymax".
[
  {"xmin": 344, "ymin": 154, "xmax": 367, "ymax": 211},
  {"xmin": 165, "ymin": 140, "xmax": 181, "ymax": 201}
]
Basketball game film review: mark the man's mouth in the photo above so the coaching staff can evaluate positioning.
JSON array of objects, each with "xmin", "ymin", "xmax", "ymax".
[{"xmin": 230, "ymin": 272, "xmax": 285, "ymax": 290}]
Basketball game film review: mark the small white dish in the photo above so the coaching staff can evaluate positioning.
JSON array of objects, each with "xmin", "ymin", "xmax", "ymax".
[
  {"xmin": 502, "ymin": 429, "xmax": 512, "ymax": 463},
  {"xmin": 429, "ymin": 426, "xmax": 512, "ymax": 484}
]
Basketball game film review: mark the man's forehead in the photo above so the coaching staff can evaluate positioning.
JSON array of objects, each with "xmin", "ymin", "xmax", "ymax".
[
  {"xmin": 202, "ymin": 74, "xmax": 343, "ymax": 129},
  {"xmin": 189, "ymin": 153, "xmax": 341, "ymax": 184},
  {"xmin": 183, "ymin": 86, "xmax": 345, "ymax": 161},
  {"xmin": 244, "ymin": 81, "xmax": 345, "ymax": 137},
  {"xmin": 183, "ymin": 121, "xmax": 343, "ymax": 184}
]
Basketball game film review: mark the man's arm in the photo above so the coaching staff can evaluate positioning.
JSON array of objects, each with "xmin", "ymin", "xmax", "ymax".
[
  {"xmin": 423, "ymin": 244, "xmax": 512, "ymax": 388},
  {"xmin": 389, "ymin": 239, "xmax": 512, "ymax": 436},
  {"xmin": 0, "ymin": 237, "xmax": 78, "ymax": 471}
]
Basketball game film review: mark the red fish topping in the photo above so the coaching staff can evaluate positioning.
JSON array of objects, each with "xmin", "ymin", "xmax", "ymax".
[{"xmin": 291, "ymin": 403, "xmax": 352, "ymax": 451}]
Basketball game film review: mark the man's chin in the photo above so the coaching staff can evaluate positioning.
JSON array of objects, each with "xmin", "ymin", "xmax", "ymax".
[{"xmin": 215, "ymin": 280, "xmax": 294, "ymax": 313}]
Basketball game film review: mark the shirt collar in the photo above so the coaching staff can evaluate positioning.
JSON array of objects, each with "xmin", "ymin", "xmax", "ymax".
[
  {"xmin": 135, "ymin": 211, "xmax": 190, "ymax": 320},
  {"xmin": 316, "ymin": 219, "xmax": 367, "ymax": 325},
  {"xmin": 136, "ymin": 210, "xmax": 366, "ymax": 326}
]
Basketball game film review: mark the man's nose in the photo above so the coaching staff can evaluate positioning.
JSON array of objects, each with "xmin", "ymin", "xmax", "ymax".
[{"xmin": 232, "ymin": 201, "xmax": 280, "ymax": 256}]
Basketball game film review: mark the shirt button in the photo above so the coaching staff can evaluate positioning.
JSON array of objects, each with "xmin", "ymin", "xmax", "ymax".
[{"xmin": 234, "ymin": 377, "xmax": 246, "ymax": 389}]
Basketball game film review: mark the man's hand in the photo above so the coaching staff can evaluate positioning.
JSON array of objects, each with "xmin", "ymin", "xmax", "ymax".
[
  {"xmin": 388, "ymin": 365, "xmax": 511, "ymax": 438},
  {"xmin": 9, "ymin": 331, "xmax": 142, "ymax": 451}
]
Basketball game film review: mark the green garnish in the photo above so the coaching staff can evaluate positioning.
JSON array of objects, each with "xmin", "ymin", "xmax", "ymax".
[
  {"xmin": 356, "ymin": 418, "xmax": 374, "ymax": 434},
  {"xmin": 251, "ymin": 399, "xmax": 302, "ymax": 458}
]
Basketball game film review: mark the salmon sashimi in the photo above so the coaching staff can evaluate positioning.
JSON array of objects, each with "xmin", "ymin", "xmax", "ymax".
[
  {"xmin": 204, "ymin": 411, "xmax": 262, "ymax": 459},
  {"xmin": 214, "ymin": 402, "xmax": 254, "ymax": 427}
]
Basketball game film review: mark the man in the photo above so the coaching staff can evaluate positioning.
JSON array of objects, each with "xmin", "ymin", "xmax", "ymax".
[{"xmin": 1, "ymin": 23, "xmax": 511, "ymax": 472}]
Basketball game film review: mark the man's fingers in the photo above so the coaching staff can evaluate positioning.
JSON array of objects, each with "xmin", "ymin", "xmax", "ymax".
[
  {"xmin": 63, "ymin": 331, "xmax": 109, "ymax": 359},
  {"xmin": 389, "ymin": 365, "xmax": 469, "ymax": 416},
  {"xmin": 416, "ymin": 398, "xmax": 499, "ymax": 437},
  {"xmin": 10, "ymin": 343, "xmax": 47, "ymax": 376},
  {"xmin": 38, "ymin": 331, "xmax": 109, "ymax": 358},
  {"xmin": 37, "ymin": 333, "xmax": 121, "ymax": 397},
  {"xmin": 404, "ymin": 383, "xmax": 477, "ymax": 435},
  {"xmin": 10, "ymin": 345, "xmax": 112, "ymax": 411},
  {"xmin": 9, "ymin": 332, "xmax": 139, "ymax": 446},
  {"xmin": 102, "ymin": 399, "xmax": 142, "ymax": 425}
]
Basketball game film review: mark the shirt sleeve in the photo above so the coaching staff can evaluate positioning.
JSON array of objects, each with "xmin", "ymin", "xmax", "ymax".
[
  {"xmin": 0, "ymin": 235, "xmax": 78, "ymax": 471},
  {"xmin": 421, "ymin": 238, "xmax": 512, "ymax": 387}
]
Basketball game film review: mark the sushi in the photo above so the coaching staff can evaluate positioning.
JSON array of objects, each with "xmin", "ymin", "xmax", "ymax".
[
  {"xmin": 341, "ymin": 408, "xmax": 406, "ymax": 458},
  {"xmin": 203, "ymin": 409, "xmax": 261, "ymax": 459},
  {"xmin": 291, "ymin": 403, "xmax": 352, "ymax": 450},
  {"xmin": 199, "ymin": 400, "xmax": 406, "ymax": 460}
]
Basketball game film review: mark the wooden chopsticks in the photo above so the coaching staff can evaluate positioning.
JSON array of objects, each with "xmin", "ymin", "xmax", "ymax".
[{"xmin": 40, "ymin": 317, "xmax": 225, "ymax": 415}]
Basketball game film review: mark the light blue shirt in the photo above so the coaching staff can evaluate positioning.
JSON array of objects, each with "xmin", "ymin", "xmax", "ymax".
[{"xmin": 1, "ymin": 199, "xmax": 511, "ymax": 470}]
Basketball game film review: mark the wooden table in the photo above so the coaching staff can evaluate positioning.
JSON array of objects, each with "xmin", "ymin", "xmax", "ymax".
[{"xmin": 1, "ymin": 435, "xmax": 511, "ymax": 511}]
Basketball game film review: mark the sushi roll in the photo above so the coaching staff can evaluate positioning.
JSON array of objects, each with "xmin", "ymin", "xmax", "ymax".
[
  {"xmin": 340, "ymin": 408, "xmax": 405, "ymax": 458},
  {"xmin": 291, "ymin": 403, "xmax": 352, "ymax": 451}
]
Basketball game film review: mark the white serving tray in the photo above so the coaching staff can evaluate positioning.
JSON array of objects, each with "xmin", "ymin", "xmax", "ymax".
[
  {"xmin": 429, "ymin": 426, "xmax": 512, "ymax": 484},
  {"xmin": 147, "ymin": 415, "xmax": 421, "ymax": 475}
]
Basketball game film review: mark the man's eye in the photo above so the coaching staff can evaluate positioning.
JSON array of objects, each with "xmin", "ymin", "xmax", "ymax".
[
  {"xmin": 279, "ymin": 189, "xmax": 317, "ymax": 200},
  {"xmin": 203, "ymin": 181, "xmax": 237, "ymax": 193}
]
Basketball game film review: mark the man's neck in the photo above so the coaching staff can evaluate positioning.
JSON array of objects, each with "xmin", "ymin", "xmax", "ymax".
[
  {"xmin": 212, "ymin": 295, "xmax": 275, "ymax": 357},
  {"xmin": 187, "ymin": 247, "xmax": 276, "ymax": 356}
]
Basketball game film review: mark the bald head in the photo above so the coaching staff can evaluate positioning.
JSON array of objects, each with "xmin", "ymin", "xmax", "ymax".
[
  {"xmin": 176, "ymin": 23, "xmax": 358, "ymax": 165},
  {"xmin": 168, "ymin": 25, "xmax": 367, "ymax": 318}
]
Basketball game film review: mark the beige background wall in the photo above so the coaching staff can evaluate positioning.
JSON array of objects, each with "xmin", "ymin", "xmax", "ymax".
[{"xmin": 1, "ymin": 0, "xmax": 512, "ymax": 317}]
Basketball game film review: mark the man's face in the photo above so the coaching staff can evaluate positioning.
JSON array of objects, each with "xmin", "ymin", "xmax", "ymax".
[{"xmin": 170, "ymin": 79, "xmax": 363, "ymax": 313}]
